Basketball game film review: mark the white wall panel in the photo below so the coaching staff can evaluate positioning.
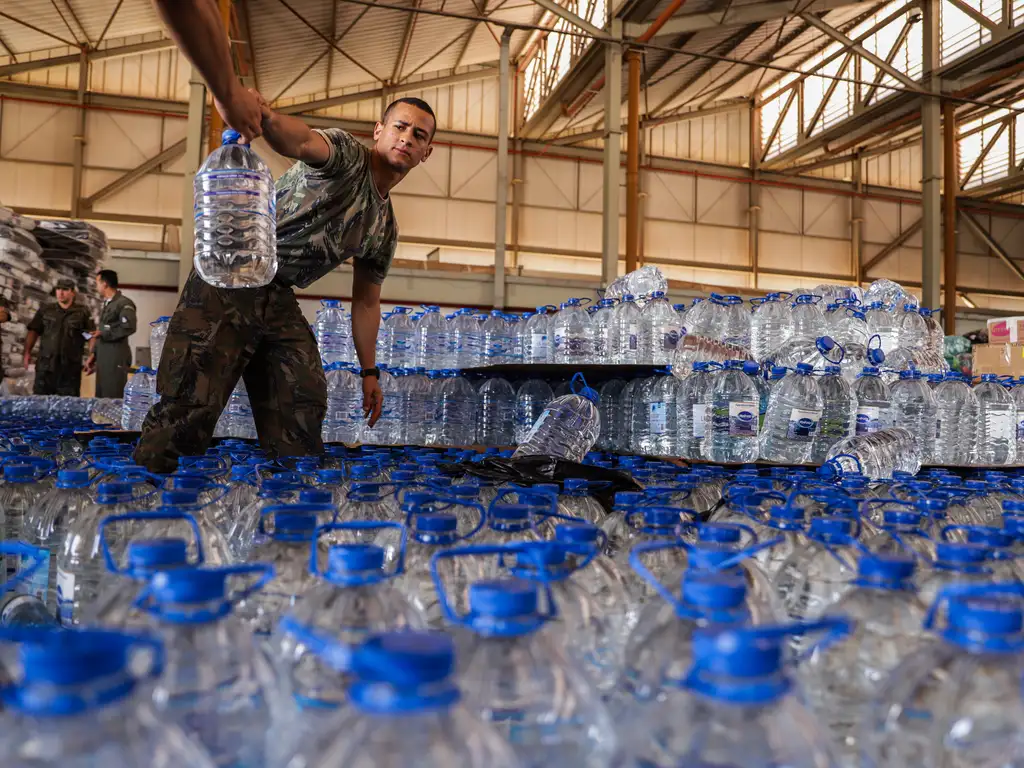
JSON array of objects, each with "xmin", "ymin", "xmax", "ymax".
[
  {"xmin": 645, "ymin": 110, "xmax": 749, "ymax": 167},
  {"xmin": 450, "ymin": 147, "xmax": 497, "ymax": 202},
  {"xmin": 645, "ymin": 170, "xmax": 695, "ymax": 222},
  {"xmin": 761, "ymin": 233, "xmax": 850, "ymax": 276},
  {"xmin": 695, "ymin": 177, "xmax": 747, "ymax": 228},
  {"xmin": 803, "ymin": 191, "xmax": 850, "ymax": 240},
  {"xmin": 0, "ymin": 160, "xmax": 72, "ymax": 210},
  {"xmin": 521, "ymin": 156, "xmax": 577, "ymax": 210},
  {"xmin": 761, "ymin": 187, "xmax": 802, "ymax": 234},
  {"xmin": 84, "ymin": 110, "xmax": 173, "ymax": 170},
  {"xmin": 1, "ymin": 102, "xmax": 76, "ymax": 164}
]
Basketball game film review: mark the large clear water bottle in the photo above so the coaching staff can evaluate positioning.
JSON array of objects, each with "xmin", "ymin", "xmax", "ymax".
[
  {"xmin": 610, "ymin": 294, "xmax": 643, "ymax": 364},
  {"xmin": 314, "ymin": 299, "xmax": 352, "ymax": 365},
  {"xmin": 478, "ymin": 377, "xmax": 515, "ymax": 446},
  {"xmin": 674, "ymin": 333, "xmax": 754, "ymax": 369},
  {"xmin": 974, "ymin": 373, "xmax": 1018, "ymax": 465},
  {"xmin": 193, "ymin": 128, "xmax": 276, "ymax": 289},
  {"xmin": 865, "ymin": 301, "xmax": 898, "ymax": 354},
  {"xmin": 619, "ymin": 621, "xmax": 847, "ymax": 767},
  {"xmin": 853, "ymin": 365, "xmax": 891, "ymax": 436},
  {"xmin": 381, "ymin": 306, "xmax": 416, "ymax": 369},
  {"xmin": 678, "ymin": 361, "xmax": 715, "ymax": 459},
  {"xmin": 415, "ymin": 305, "xmax": 451, "ymax": 370},
  {"xmin": 514, "ymin": 372, "xmax": 601, "ymax": 462},
  {"xmin": 480, "ymin": 310, "xmax": 512, "ymax": 365},
  {"xmin": 0, "ymin": 629, "xmax": 217, "ymax": 764},
  {"xmin": 713, "ymin": 294, "xmax": 752, "ymax": 349},
  {"xmin": 553, "ymin": 298, "xmax": 593, "ymax": 363},
  {"xmin": 704, "ymin": 360, "xmax": 761, "ymax": 463},
  {"xmin": 1011, "ymin": 377, "xmax": 1024, "ymax": 459},
  {"xmin": 435, "ymin": 370, "xmax": 478, "ymax": 446},
  {"xmin": 590, "ymin": 298, "xmax": 616, "ymax": 363},
  {"xmin": 896, "ymin": 302, "xmax": 928, "ymax": 349},
  {"xmin": 0, "ymin": 465, "xmax": 46, "ymax": 564},
  {"xmin": 828, "ymin": 306, "xmax": 869, "ymax": 351},
  {"xmin": 934, "ymin": 371, "xmax": 978, "ymax": 465},
  {"xmin": 645, "ymin": 373, "xmax": 683, "ymax": 456},
  {"xmin": 121, "ymin": 366, "xmax": 157, "ymax": 430},
  {"xmin": 322, "ymin": 363, "xmax": 363, "ymax": 444},
  {"xmin": 790, "ymin": 294, "xmax": 826, "ymax": 338},
  {"xmin": 863, "ymin": 277, "xmax": 909, "ymax": 307},
  {"xmin": 404, "ymin": 367, "xmax": 432, "ymax": 445},
  {"xmin": 149, "ymin": 315, "xmax": 170, "ymax": 370},
  {"xmin": 767, "ymin": 335, "xmax": 841, "ymax": 372},
  {"xmin": 522, "ymin": 305, "xmax": 555, "ymax": 364},
  {"xmin": 820, "ymin": 427, "xmax": 922, "ymax": 480},
  {"xmin": 363, "ymin": 366, "xmax": 400, "ymax": 445},
  {"xmin": 889, "ymin": 369, "xmax": 937, "ymax": 457},
  {"xmin": 750, "ymin": 292, "xmax": 793, "ymax": 362},
  {"xmin": 214, "ymin": 380, "xmax": 257, "ymax": 439},
  {"xmin": 684, "ymin": 296, "xmax": 713, "ymax": 336},
  {"xmin": 812, "ymin": 364, "xmax": 857, "ymax": 464},
  {"xmin": 605, "ymin": 264, "xmax": 667, "ymax": 302},
  {"xmin": 641, "ymin": 291, "xmax": 681, "ymax": 365},
  {"xmin": 447, "ymin": 308, "xmax": 483, "ymax": 368},
  {"xmin": 759, "ymin": 363, "xmax": 823, "ymax": 464}
]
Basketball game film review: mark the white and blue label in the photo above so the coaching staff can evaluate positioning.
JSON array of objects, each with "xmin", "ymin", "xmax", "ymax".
[
  {"xmin": 856, "ymin": 406, "xmax": 881, "ymax": 436},
  {"xmin": 787, "ymin": 407, "xmax": 822, "ymax": 439},
  {"xmin": 531, "ymin": 332, "xmax": 548, "ymax": 357},
  {"xmin": 18, "ymin": 550, "xmax": 49, "ymax": 602},
  {"xmin": 649, "ymin": 403, "xmax": 667, "ymax": 434},
  {"xmin": 1018, "ymin": 418, "xmax": 1024, "ymax": 441},
  {"xmin": 728, "ymin": 401, "xmax": 759, "ymax": 437},
  {"xmin": 56, "ymin": 568, "xmax": 75, "ymax": 625},
  {"xmin": 692, "ymin": 403, "xmax": 706, "ymax": 438}
]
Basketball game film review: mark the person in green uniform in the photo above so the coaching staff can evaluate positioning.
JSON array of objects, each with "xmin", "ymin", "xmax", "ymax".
[
  {"xmin": 85, "ymin": 269, "xmax": 137, "ymax": 399},
  {"xmin": 24, "ymin": 278, "xmax": 95, "ymax": 396}
]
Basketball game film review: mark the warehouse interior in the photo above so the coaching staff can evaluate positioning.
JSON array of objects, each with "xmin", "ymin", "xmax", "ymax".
[{"xmin": 2, "ymin": 0, "xmax": 1024, "ymax": 351}]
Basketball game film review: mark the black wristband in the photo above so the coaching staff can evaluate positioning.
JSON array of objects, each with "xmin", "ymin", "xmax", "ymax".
[{"xmin": 360, "ymin": 367, "xmax": 381, "ymax": 379}]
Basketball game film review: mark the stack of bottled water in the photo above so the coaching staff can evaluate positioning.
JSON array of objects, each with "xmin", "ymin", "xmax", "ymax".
[{"xmin": 6, "ymin": 410, "xmax": 1024, "ymax": 766}]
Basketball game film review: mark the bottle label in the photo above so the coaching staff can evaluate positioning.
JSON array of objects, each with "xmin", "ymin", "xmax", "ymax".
[
  {"xmin": 988, "ymin": 411, "xmax": 1014, "ymax": 441},
  {"xmin": 56, "ymin": 567, "xmax": 75, "ymax": 625},
  {"xmin": 817, "ymin": 411, "xmax": 849, "ymax": 440},
  {"xmin": 856, "ymin": 406, "xmax": 881, "ymax": 436},
  {"xmin": 18, "ymin": 550, "xmax": 49, "ymax": 602},
  {"xmin": 727, "ymin": 401, "xmax": 759, "ymax": 437},
  {"xmin": 531, "ymin": 333, "xmax": 548, "ymax": 357},
  {"xmin": 628, "ymin": 333, "xmax": 638, "ymax": 351},
  {"xmin": 649, "ymin": 402, "xmax": 667, "ymax": 434},
  {"xmin": 662, "ymin": 330, "xmax": 680, "ymax": 350},
  {"xmin": 787, "ymin": 408, "xmax": 822, "ymax": 439},
  {"xmin": 1018, "ymin": 418, "xmax": 1024, "ymax": 441},
  {"xmin": 692, "ymin": 403, "xmax": 707, "ymax": 438}
]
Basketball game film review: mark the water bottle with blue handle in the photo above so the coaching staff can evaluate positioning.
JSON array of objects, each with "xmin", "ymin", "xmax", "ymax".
[{"xmin": 193, "ymin": 128, "xmax": 277, "ymax": 288}]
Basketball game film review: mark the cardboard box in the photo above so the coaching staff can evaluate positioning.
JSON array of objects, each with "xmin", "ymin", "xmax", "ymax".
[
  {"xmin": 973, "ymin": 343, "xmax": 1024, "ymax": 376},
  {"xmin": 987, "ymin": 317, "xmax": 1024, "ymax": 344}
]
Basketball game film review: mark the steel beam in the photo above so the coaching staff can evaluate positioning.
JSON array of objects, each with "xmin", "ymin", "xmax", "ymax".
[
  {"xmin": 82, "ymin": 139, "xmax": 187, "ymax": 209},
  {"xmin": 70, "ymin": 50, "xmax": 87, "ymax": 219},
  {"xmin": 494, "ymin": 30, "xmax": 513, "ymax": 309},
  {"xmin": 799, "ymin": 11, "xmax": 919, "ymax": 90},
  {"xmin": 277, "ymin": 67, "xmax": 500, "ymax": 114},
  {"xmin": 851, "ymin": 151, "xmax": 863, "ymax": 284},
  {"xmin": 0, "ymin": 39, "xmax": 176, "ymax": 78},
  {"xmin": 862, "ymin": 219, "xmax": 923, "ymax": 274},
  {"xmin": 750, "ymin": 105, "xmax": 762, "ymax": 288},
  {"xmin": 625, "ymin": 49, "xmax": 641, "ymax": 272},
  {"xmin": 602, "ymin": 21, "xmax": 623, "ymax": 288},
  {"xmin": 0, "ymin": 10, "xmax": 78, "ymax": 48},
  {"xmin": 179, "ymin": 70, "xmax": 207, "ymax": 289},
  {"xmin": 943, "ymin": 100, "xmax": 958, "ymax": 332},
  {"xmin": 624, "ymin": 0, "xmax": 877, "ymax": 37},
  {"xmin": 960, "ymin": 209, "xmax": 1024, "ymax": 283},
  {"xmin": 528, "ymin": 0, "xmax": 608, "ymax": 39},
  {"xmin": 920, "ymin": 0, "xmax": 941, "ymax": 308}
]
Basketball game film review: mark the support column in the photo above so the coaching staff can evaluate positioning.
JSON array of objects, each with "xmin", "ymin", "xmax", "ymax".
[
  {"xmin": 69, "ymin": 49, "xmax": 87, "ymax": 219},
  {"xmin": 625, "ymin": 48, "xmax": 641, "ymax": 273},
  {"xmin": 510, "ymin": 64, "xmax": 525, "ymax": 269},
  {"xmin": 851, "ymin": 150, "xmax": 864, "ymax": 286},
  {"xmin": 920, "ymin": 0, "xmax": 942, "ymax": 308},
  {"xmin": 493, "ymin": 29, "xmax": 512, "ymax": 309},
  {"xmin": 748, "ymin": 103, "xmax": 761, "ymax": 289},
  {"xmin": 180, "ymin": 69, "xmax": 208, "ymax": 289},
  {"xmin": 602, "ymin": 21, "xmax": 622, "ymax": 288},
  {"xmin": 208, "ymin": 0, "xmax": 233, "ymax": 153},
  {"xmin": 943, "ymin": 99, "xmax": 958, "ymax": 334}
]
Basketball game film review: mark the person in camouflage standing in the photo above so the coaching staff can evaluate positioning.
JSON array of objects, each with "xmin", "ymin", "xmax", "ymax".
[
  {"xmin": 23, "ymin": 278, "xmax": 95, "ymax": 396},
  {"xmin": 85, "ymin": 269, "xmax": 137, "ymax": 398},
  {"xmin": 138, "ymin": 0, "xmax": 435, "ymax": 472}
]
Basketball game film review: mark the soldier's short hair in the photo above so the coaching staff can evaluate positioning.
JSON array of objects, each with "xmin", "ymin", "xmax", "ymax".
[
  {"xmin": 97, "ymin": 269, "xmax": 119, "ymax": 289},
  {"xmin": 381, "ymin": 97, "xmax": 436, "ymax": 140}
]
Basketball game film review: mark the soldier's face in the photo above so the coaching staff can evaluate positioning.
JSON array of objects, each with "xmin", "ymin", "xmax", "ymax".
[
  {"xmin": 374, "ymin": 104, "xmax": 434, "ymax": 172},
  {"xmin": 55, "ymin": 288, "xmax": 74, "ymax": 306}
]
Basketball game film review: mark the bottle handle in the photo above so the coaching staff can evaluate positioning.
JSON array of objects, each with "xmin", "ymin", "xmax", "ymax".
[
  {"xmin": 923, "ymin": 582, "xmax": 1024, "ymax": 633},
  {"xmin": 99, "ymin": 510, "xmax": 205, "ymax": 574},
  {"xmin": 311, "ymin": 521, "xmax": 407, "ymax": 580}
]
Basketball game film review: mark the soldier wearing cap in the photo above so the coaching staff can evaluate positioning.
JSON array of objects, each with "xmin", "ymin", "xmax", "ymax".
[{"xmin": 24, "ymin": 278, "xmax": 95, "ymax": 396}]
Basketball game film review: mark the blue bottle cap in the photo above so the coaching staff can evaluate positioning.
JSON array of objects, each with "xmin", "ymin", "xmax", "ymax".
[
  {"xmin": 491, "ymin": 504, "xmax": 531, "ymax": 521},
  {"xmin": 3, "ymin": 464, "xmax": 35, "ymax": 482},
  {"xmin": 221, "ymin": 128, "xmax": 243, "ymax": 146},
  {"xmin": 1004, "ymin": 500, "xmax": 1024, "ymax": 515},
  {"xmin": 273, "ymin": 512, "xmax": 318, "ymax": 537},
  {"xmin": 468, "ymin": 579, "xmax": 538, "ymax": 618},
  {"xmin": 681, "ymin": 572, "xmax": 747, "ymax": 610},
  {"xmin": 161, "ymin": 489, "xmax": 199, "ymax": 507},
  {"xmin": 795, "ymin": 363, "xmax": 814, "ymax": 375},
  {"xmin": 352, "ymin": 631, "xmax": 455, "ymax": 686},
  {"xmin": 857, "ymin": 554, "xmax": 915, "ymax": 585},
  {"xmin": 935, "ymin": 541, "xmax": 987, "ymax": 564},
  {"xmin": 415, "ymin": 514, "xmax": 458, "ymax": 534},
  {"xmin": 350, "ymin": 464, "xmax": 377, "ymax": 480},
  {"xmin": 947, "ymin": 595, "xmax": 1023, "ymax": 637},
  {"xmin": 553, "ymin": 522, "xmax": 600, "ymax": 544},
  {"xmin": 698, "ymin": 524, "xmax": 741, "ymax": 544},
  {"xmin": 823, "ymin": 365, "xmax": 841, "ymax": 375},
  {"xmin": 56, "ymin": 469, "xmax": 89, "ymax": 488},
  {"xmin": 127, "ymin": 538, "xmax": 190, "ymax": 571},
  {"xmin": 299, "ymin": 489, "xmax": 332, "ymax": 505},
  {"xmin": 563, "ymin": 478, "xmax": 587, "ymax": 492},
  {"xmin": 327, "ymin": 543, "xmax": 385, "ymax": 574}
]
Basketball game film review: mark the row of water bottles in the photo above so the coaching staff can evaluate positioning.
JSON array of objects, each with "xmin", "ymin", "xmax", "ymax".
[{"xmin": 6, "ymin": 421, "xmax": 1024, "ymax": 765}]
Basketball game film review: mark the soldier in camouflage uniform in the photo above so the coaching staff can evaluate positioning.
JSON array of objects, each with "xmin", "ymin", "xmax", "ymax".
[
  {"xmin": 24, "ymin": 278, "xmax": 95, "ymax": 396},
  {"xmin": 134, "ymin": 94, "xmax": 435, "ymax": 473}
]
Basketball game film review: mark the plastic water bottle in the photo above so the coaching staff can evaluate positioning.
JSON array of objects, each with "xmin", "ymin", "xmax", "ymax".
[
  {"xmin": 479, "ymin": 310, "xmax": 511, "ymax": 364},
  {"xmin": 120, "ymin": 366, "xmax": 157, "ymax": 430},
  {"xmin": 864, "ymin": 301, "xmax": 897, "ymax": 355},
  {"xmin": 0, "ymin": 629, "xmax": 217, "ymax": 764},
  {"xmin": 514, "ymin": 379, "xmax": 553, "ymax": 445},
  {"xmin": 768, "ymin": 334, "xmax": 840, "ymax": 372},
  {"xmin": 644, "ymin": 373, "xmax": 683, "ymax": 456},
  {"xmin": 801, "ymin": 553, "xmax": 927, "ymax": 760},
  {"xmin": 606, "ymin": 294, "xmax": 641, "ymax": 364},
  {"xmin": 447, "ymin": 308, "xmax": 483, "ymax": 369},
  {"xmin": 790, "ymin": 294, "xmax": 827, "ymax": 337},
  {"xmin": 514, "ymin": 373, "xmax": 601, "ymax": 463},
  {"xmin": 404, "ymin": 367, "xmax": 431, "ymax": 445},
  {"xmin": 522, "ymin": 306, "xmax": 554, "ymax": 364},
  {"xmin": 1012, "ymin": 377, "xmax": 1024, "ymax": 459},
  {"xmin": 434, "ymin": 370, "xmax": 478, "ymax": 446},
  {"xmin": 896, "ymin": 302, "xmax": 928, "ymax": 349},
  {"xmin": 704, "ymin": 360, "xmax": 761, "ymax": 463},
  {"xmin": 759, "ymin": 363, "xmax": 823, "ymax": 464},
  {"xmin": 673, "ymin": 333, "xmax": 754, "ymax": 369},
  {"xmin": 750, "ymin": 292, "xmax": 793, "ymax": 362},
  {"xmin": 415, "ymin": 305, "xmax": 451, "ymax": 369},
  {"xmin": 381, "ymin": 306, "xmax": 416, "ymax": 368},
  {"xmin": 429, "ymin": 564, "xmax": 617, "ymax": 764},
  {"xmin": 820, "ymin": 427, "xmax": 922, "ymax": 480},
  {"xmin": 0, "ymin": 464, "xmax": 46, "ymax": 561},
  {"xmin": 889, "ymin": 369, "xmax": 937, "ymax": 457},
  {"xmin": 322, "ymin": 363, "xmax": 363, "ymax": 444},
  {"xmin": 281, "ymin": 632, "xmax": 521, "ymax": 768},
  {"xmin": 478, "ymin": 377, "xmax": 515, "ymax": 446},
  {"xmin": 641, "ymin": 291, "xmax": 681, "ymax": 365},
  {"xmin": 863, "ymin": 584, "xmax": 1024, "ymax": 766},
  {"xmin": 193, "ymin": 128, "xmax": 276, "ymax": 288},
  {"xmin": 215, "ymin": 380, "xmax": 257, "ymax": 439},
  {"xmin": 619, "ymin": 621, "xmax": 847, "ymax": 767},
  {"xmin": 678, "ymin": 362, "xmax": 714, "ymax": 459},
  {"xmin": 314, "ymin": 299, "xmax": 351, "ymax": 365},
  {"xmin": 853, "ymin": 366, "xmax": 891, "ymax": 436},
  {"xmin": 553, "ymin": 298, "xmax": 593, "ymax": 363},
  {"xmin": 974, "ymin": 373, "xmax": 1018, "ymax": 465},
  {"xmin": 149, "ymin": 315, "xmax": 170, "ymax": 370},
  {"xmin": 934, "ymin": 372, "xmax": 978, "ymax": 465},
  {"xmin": 828, "ymin": 307, "xmax": 869, "ymax": 352},
  {"xmin": 812, "ymin": 364, "xmax": 857, "ymax": 463},
  {"xmin": 712, "ymin": 294, "xmax": 752, "ymax": 349},
  {"xmin": 363, "ymin": 366, "xmax": 399, "ymax": 445},
  {"xmin": 863, "ymin": 277, "xmax": 908, "ymax": 307},
  {"xmin": 589, "ymin": 298, "xmax": 616, "ymax": 363}
]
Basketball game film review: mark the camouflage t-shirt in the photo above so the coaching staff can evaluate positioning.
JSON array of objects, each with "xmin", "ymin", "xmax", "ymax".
[{"xmin": 273, "ymin": 128, "xmax": 398, "ymax": 289}]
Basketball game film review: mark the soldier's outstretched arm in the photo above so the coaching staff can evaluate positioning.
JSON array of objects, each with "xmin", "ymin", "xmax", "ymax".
[{"xmin": 258, "ymin": 101, "xmax": 331, "ymax": 167}]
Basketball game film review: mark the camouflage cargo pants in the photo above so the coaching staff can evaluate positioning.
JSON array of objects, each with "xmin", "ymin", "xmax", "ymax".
[
  {"xmin": 134, "ymin": 270, "xmax": 327, "ymax": 473},
  {"xmin": 33, "ymin": 363, "xmax": 82, "ymax": 396}
]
